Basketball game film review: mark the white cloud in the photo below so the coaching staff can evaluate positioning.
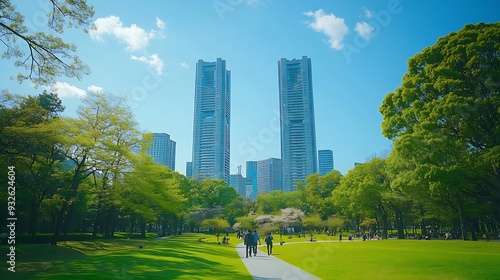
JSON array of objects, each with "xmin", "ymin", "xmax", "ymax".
[
  {"xmin": 49, "ymin": 82, "xmax": 86, "ymax": 98},
  {"xmin": 178, "ymin": 62, "xmax": 189, "ymax": 69},
  {"xmin": 304, "ymin": 9, "xmax": 349, "ymax": 50},
  {"xmin": 156, "ymin": 17, "xmax": 165, "ymax": 30},
  {"xmin": 355, "ymin": 21, "xmax": 375, "ymax": 40},
  {"xmin": 90, "ymin": 15, "xmax": 163, "ymax": 51},
  {"xmin": 362, "ymin": 7, "xmax": 373, "ymax": 19},
  {"xmin": 87, "ymin": 85, "xmax": 103, "ymax": 92},
  {"xmin": 131, "ymin": 53, "xmax": 164, "ymax": 74}
]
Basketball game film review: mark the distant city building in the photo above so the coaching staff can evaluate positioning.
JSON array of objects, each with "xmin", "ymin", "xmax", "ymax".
[
  {"xmin": 245, "ymin": 177, "xmax": 254, "ymax": 198},
  {"xmin": 146, "ymin": 133, "xmax": 176, "ymax": 170},
  {"xmin": 257, "ymin": 158, "xmax": 282, "ymax": 193},
  {"xmin": 318, "ymin": 149, "xmax": 334, "ymax": 176},
  {"xmin": 229, "ymin": 174, "xmax": 246, "ymax": 197},
  {"xmin": 246, "ymin": 161, "xmax": 258, "ymax": 198},
  {"xmin": 278, "ymin": 56, "xmax": 318, "ymax": 191},
  {"xmin": 186, "ymin": 162, "xmax": 193, "ymax": 178},
  {"xmin": 192, "ymin": 58, "xmax": 231, "ymax": 183}
]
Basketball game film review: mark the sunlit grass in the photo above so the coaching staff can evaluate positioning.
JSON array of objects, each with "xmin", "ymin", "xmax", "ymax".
[
  {"xmin": 3, "ymin": 232, "xmax": 500, "ymax": 279},
  {"xmin": 269, "ymin": 239, "xmax": 500, "ymax": 280},
  {"xmin": 0, "ymin": 233, "xmax": 252, "ymax": 280}
]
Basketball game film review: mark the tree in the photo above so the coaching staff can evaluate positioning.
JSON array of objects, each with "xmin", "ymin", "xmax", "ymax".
[
  {"xmin": 0, "ymin": 0, "xmax": 94, "ymax": 85},
  {"xmin": 304, "ymin": 171, "xmax": 343, "ymax": 219},
  {"xmin": 200, "ymin": 218, "xmax": 230, "ymax": 238},
  {"xmin": 0, "ymin": 91, "xmax": 67, "ymax": 237},
  {"xmin": 50, "ymin": 91, "xmax": 141, "ymax": 244},
  {"xmin": 332, "ymin": 158, "xmax": 393, "ymax": 238},
  {"xmin": 302, "ymin": 214, "xmax": 323, "ymax": 234},
  {"xmin": 380, "ymin": 22, "xmax": 500, "ymax": 238}
]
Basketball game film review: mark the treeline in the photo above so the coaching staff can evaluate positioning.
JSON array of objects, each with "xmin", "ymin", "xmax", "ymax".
[
  {"xmin": 1, "ymin": 22, "xmax": 499, "ymax": 244},
  {"xmin": 0, "ymin": 91, "xmax": 247, "ymax": 245}
]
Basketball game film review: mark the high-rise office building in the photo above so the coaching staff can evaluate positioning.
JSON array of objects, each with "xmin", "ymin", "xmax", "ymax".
[
  {"xmin": 229, "ymin": 174, "xmax": 246, "ymax": 197},
  {"xmin": 246, "ymin": 161, "xmax": 258, "ymax": 198},
  {"xmin": 257, "ymin": 158, "xmax": 282, "ymax": 193},
  {"xmin": 186, "ymin": 162, "xmax": 193, "ymax": 178},
  {"xmin": 192, "ymin": 58, "xmax": 231, "ymax": 183},
  {"xmin": 146, "ymin": 133, "xmax": 176, "ymax": 171},
  {"xmin": 318, "ymin": 149, "xmax": 334, "ymax": 176},
  {"xmin": 278, "ymin": 56, "xmax": 317, "ymax": 191}
]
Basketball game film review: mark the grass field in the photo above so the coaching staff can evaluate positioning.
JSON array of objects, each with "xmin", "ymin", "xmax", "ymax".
[
  {"xmin": 266, "ymin": 238, "xmax": 500, "ymax": 280},
  {"xmin": 0, "ymin": 233, "xmax": 251, "ymax": 280},
  {"xmin": 2, "ymin": 233, "xmax": 500, "ymax": 279}
]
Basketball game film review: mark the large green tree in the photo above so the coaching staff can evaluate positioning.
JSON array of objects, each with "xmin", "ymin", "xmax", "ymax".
[
  {"xmin": 0, "ymin": 0, "xmax": 94, "ymax": 85},
  {"xmin": 304, "ymin": 170, "xmax": 343, "ymax": 220},
  {"xmin": 380, "ymin": 22, "xmax": 500, "ymax": 237},
  {"xmin": 0, "ymin": 91, "xmax": 66, "ymax": 236}
]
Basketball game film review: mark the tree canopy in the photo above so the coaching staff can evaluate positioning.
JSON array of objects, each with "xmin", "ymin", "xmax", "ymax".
[
  {"xmin": 380, "ymin": 22, "xmax": 500, "ymax": 238},
  {"xmin": 0, "ymin": 0, "xmax": 94, "ymax": 85}
]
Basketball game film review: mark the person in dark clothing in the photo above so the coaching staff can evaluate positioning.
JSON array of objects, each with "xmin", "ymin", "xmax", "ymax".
[
  {"xmin": 244, "ymin": 230, "xmax": 254, "ymax": 258},
  {"xmin": 252, "ymin": 230, "xmax": 261, "ymax": 256},
  {"xmin": 265, "ymin": 232, "xmax": 274, "ymax": 255}
]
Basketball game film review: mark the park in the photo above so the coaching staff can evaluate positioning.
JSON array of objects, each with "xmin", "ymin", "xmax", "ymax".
[
  {"xmin": 1, "ymin": 232, "xmax": 500, "ymax": 279},
  {"xmin": 1, "ymin": 1, "xmax": 500, "ymax": 279}
]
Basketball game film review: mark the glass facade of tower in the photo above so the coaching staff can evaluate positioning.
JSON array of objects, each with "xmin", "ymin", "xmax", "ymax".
[
  {"xmin": 246, "ymin": 161, "xmax": 258, "ymax": 198},
  {"xmin": 192, "ymin": 58, "xmax": 231, "ymax": 183},
  {"xmin": 318, "ymin": 149, "xmax": 334, "ymax": 176},
  {"xmin": 257, "ymin": 158, "xmax": 283, "ymax": 194},
  {"xmin": 146, "ymin": 133, "xmax": 176, "ymax": 171},
  {"xmin": 279, "ymin": 56, "xmax": 317, "ymax": 192}
]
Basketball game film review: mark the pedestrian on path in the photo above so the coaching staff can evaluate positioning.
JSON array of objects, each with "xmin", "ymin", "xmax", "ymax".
[
  {"xmin": 244, "ymin": 230, "xmax": 254, "ymax": 258},
  {"xmin": 252, "ymin": 230, "xmax": 261, "ymax": 256},
  {"xmin": 265, "ymin": 232, "xmax": 274, "ymax": 255}
]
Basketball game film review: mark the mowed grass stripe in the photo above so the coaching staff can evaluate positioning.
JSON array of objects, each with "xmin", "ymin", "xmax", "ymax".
[
  {"xmin": 270, "ymin": 239, "xmax": 500, "ymax": 280},
  {"xmin": 0, "ymin": 233, "xmax": 252, "ymax": 280}
]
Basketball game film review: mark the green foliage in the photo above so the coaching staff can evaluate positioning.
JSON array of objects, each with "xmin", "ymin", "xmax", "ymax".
[
  {"xmin": 379, "ymin": 22, "xmax": 500, "ymax": 234},
  {"xmin": 0, "ymin": 0, "xmax": 94, "ymax": 85},
  {"xmin": 118, "ymin": 155, "xmax": 185, "ymax": 221},
  {"xmin": 301, "ymin": 214, "xmax": 323, "ymax": 230},
  {"xmin": 304, "ymin": 170, "xmax": 343, "ymax": 219},
  {"xmin": 200, "ymin": 218, "xmax": 230, "ymax": 232}
]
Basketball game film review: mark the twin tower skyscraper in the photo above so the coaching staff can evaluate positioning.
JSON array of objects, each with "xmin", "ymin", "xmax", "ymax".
[{"xmin": 192, "ymin": 56, "xmax": 317, "ymax": 192}]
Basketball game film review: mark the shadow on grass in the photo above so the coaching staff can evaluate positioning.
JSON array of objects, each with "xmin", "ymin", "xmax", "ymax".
[{"xmin": 0, "ymin": 234, "xmax": 251, "ymax": 280}]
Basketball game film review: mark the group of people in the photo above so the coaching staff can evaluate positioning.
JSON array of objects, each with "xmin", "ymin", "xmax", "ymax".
[{"xmin": 243, "ymin": 230, "xmax": 274, "ymax": 257}]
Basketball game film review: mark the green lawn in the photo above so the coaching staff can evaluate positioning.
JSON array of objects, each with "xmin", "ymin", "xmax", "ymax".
[
  {"xmin": 0, "ymin": 233, "xmax": 251, "ymax": 280},
  {"xmin": 3, "ymin": 233, "xmax": 500, "ymax": 279},
  {"xmin": 266, "ymin": 239, "xmax": 500, "ymax": 280}
]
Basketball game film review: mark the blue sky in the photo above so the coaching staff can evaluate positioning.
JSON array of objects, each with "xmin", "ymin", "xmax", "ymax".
[{"xmin": 2, "ymin": 0, "xmax": 500, "ymax": 176}]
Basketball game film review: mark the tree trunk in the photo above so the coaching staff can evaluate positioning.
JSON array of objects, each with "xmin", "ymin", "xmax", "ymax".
[
  {"xmin": 140, "ymin": 222, "xmax": 146, "ymax": 238},
  {"xmin": 92, "ymin": 210, "xmax": 101, "ymax": 239},
  {"xmin": 51, "ymin": 205, "xmax": 66, "ymax": 245},
  {"xmin": 395, "ymin": 210, "xmax": 405, "ymax": 239},
  {"xmin": 456, "ymin": 191, "xmax": 467, "ymax": 240},
  {"xmin": 28, "ymin": 200, "xmax": 39, "ymax": 237}
]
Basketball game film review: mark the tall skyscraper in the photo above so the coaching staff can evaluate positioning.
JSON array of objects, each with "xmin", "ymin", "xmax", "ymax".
[
  {"xmin": 146, "ymin": 133, "xmax": 176, "ymax": 171},
  {"xmin": 246, "ymin": 161, "xmax": 258, "ymax": 198},
  {"xmin": 318, "ymin": 149, "xmax": 334, "ymax": 176},
  {"xmin": 192, "ymin": 58, "xmax": 231, "ymax": 183},
  {"xmin": 278, "ymin": 56, "xmax": 318, "ymax": 192},
  {"xmin": 257, "ymin": 158, "xmax": 283, "ymax": 193}
]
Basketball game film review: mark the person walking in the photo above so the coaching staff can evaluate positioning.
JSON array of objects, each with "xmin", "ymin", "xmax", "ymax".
[
  {"xmin": 252, "ymin": 230, "xmax": 261, "ymax": 256},
  {"xmin": 244, "ymin": 230, "xmax": 254, "ymax": 258},
  {"xmin": 265, "ymin": 232, "xmax": 274, "ymax": 255}
]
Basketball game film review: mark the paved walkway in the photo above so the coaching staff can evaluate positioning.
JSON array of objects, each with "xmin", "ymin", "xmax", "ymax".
[{"xmin": 236, "ymin": 243, "xmax": 321, "ymax": 280}]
